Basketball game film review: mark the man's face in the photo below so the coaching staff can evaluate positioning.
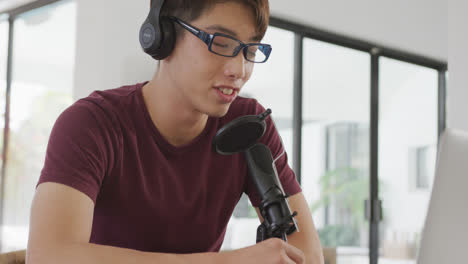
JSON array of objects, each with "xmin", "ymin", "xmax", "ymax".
[{"xmin": 164, "ymin": 2, "xmax": 260, "ymax": 117}]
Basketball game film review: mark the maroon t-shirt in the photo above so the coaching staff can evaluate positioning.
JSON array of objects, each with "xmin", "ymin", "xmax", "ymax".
[{"xmin": 38, "ymin": 81, "xmax": 301, "ymax": 253}]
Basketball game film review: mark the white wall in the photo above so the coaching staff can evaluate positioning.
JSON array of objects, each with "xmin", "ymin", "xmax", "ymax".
[
  {"xmin": 73, "ymin": 0, "xmax": 448, "ymax": 99},
  {"xmin": 73, "ymin": 0, "xmax": 156, "ymax": 99},
  {"xmin": 447, "ymin": 0, "xmax": 468, "ymax": 132}
]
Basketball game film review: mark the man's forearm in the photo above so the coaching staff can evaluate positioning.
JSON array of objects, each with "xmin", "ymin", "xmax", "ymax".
[
  {"xmin": 27, "ymin": 242, "xmax": 231, "ymax": 264},
  {"xmin": 283, "ymin": 193, "xmax": 325, "ymax": 264},
  {"xmin": 288, "ymin": 229, "xmax": 324, "ymax": 264}
]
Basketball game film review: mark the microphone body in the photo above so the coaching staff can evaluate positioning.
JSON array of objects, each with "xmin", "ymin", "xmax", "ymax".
[{"xmin": 245, "ymin": 143, "xmax": 298, "ymax": 242}]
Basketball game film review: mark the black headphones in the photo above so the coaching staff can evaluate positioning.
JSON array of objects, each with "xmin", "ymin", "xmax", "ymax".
[{"xmin": 139, "ymin": 0, "xmax": 176, "ymax": 60}]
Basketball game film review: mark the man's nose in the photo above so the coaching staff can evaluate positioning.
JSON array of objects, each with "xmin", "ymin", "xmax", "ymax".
[{"xmin": 224, "ymin": 49, "xmax": 247, "ymax": 79}]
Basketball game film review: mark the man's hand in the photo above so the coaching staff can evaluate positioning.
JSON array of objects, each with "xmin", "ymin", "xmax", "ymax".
[
  {"xmin": 255, "ymin": 193, "xmax": 325, "ymax": 264},
  {"xmin": 228, "ymin": 238, "xmax": 306, "ymax": 264}
]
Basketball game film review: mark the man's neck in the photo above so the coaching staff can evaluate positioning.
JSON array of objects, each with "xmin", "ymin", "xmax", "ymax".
[{"xmin": 141, "ymin": 72, "xmax": 209, "ymax": 147}]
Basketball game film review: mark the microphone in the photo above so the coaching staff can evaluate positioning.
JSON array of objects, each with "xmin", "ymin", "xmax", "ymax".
[
  {"xmin": 212, "ymin": 109, "xmax": 299, "ymax": 242},
  {"xmin": 245, "ymin": 143, "xmax": 298, "ymax": 242}
]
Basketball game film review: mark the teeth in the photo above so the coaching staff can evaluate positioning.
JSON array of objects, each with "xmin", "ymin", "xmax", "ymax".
[{"xmin": 219, "ymin": 88, "xmax": 234, "ymax": 95}]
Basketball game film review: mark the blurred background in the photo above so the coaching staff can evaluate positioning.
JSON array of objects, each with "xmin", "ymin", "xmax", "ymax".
[{"xmin": 0, "ymin": 1, "xmax": 466, "ymax": 264}]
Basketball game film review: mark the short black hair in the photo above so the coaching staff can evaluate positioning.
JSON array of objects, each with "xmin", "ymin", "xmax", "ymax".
[{"xmin": 151, "ymin": 0, "xmax": 270, "ymax": 39}]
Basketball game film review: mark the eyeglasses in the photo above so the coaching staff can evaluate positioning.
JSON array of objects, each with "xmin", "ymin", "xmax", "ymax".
[{"xmin": 169, "ymin": 16, "xmax": 272, "ymax": 63}]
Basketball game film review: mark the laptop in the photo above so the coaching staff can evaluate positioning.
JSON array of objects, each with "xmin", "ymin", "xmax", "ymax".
[{"xmin": 417, "ymin": 128, "xmax": 468, "ymax": 263}]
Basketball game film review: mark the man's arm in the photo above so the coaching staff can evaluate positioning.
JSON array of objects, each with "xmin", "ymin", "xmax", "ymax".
[
  {"xmin": 28, "ymin": 182, "xmax": 306, "ymax": 264},
  {"xmin": 255, "ymin": 192, "xmax": 324, "ymax": 264},
  {"xmin": 27, "ymin": 182, "xmax": 227, "ymax": 264}
]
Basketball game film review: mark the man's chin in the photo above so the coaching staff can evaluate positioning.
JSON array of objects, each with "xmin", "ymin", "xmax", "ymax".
[{"xmin": 206, "ymin": 105, "xmax": 231, "ymax": 118}]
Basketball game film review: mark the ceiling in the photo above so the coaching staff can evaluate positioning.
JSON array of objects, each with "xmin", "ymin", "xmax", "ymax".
[{"xmin": 0, "ymin": 0, "xmax": 36, "ymax": 14}]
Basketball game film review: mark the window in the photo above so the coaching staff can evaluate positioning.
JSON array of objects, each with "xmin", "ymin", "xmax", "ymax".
[
  {"xmin": 379, "ymin": 57, "xmax": 439, "ymax": 263},
  {"xmin": 324, "ymin": 122, "xmax": 369, "ymax": 230},
  {"xmin": 1, "ymin": 0, "xmax": 76, "ymax": 252},
  {"xmin": 302, "ymin": 38, "xmax": 371, "ymax": 263},
  {"xmin": 0, "ymin": 17, "xmax": 9, "ymax": 251},
  {"xmin": 409, "ymin": 145, "xmax": 436, "ymax": 190},
  {"xmin": 0, "ymin": 18, "xmax": 8, "ymax": 155},
  {"xmin": 221, "ymin": 21, "xmax": 445, "ymax": 263}
]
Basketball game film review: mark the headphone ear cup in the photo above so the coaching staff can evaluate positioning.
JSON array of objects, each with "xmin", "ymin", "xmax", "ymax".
[
  {"xmin": 140, "ymin": 20, "xmax": 158, "ymax": 52},
  {"xmin": 150, "ymin": 17, "xmax": 176, "ymax": 60}
]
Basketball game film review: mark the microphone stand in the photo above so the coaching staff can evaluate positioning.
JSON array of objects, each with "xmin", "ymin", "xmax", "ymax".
[{"xmin": 244, "ymin": 143, "xmax": 299, "ymax": 243}]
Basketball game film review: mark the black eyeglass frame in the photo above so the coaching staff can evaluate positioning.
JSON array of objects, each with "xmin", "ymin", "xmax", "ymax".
[{"xmin": 168, "ymin": 16, "xmax": 272, "ymax": 63}]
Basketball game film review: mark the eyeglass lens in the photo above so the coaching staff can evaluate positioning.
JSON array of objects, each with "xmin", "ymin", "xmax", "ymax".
[{"xmin": 211, "ymin": 35, "xmax": 267, "ymax": 62}]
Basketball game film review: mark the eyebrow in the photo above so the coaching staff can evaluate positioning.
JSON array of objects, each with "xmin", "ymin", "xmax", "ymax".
[{"xmin": 205, "ymin": 24, "xmax": 263, "ymax": 42}]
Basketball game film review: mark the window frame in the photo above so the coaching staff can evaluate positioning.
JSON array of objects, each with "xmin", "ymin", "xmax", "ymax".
[{"xmin": 269, "ymin": 16, "xmax": 447, "ymax": 264}]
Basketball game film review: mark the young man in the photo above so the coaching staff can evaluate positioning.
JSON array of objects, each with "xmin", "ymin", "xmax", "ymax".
[{"xmin": 27, "ymin": 0, "xmax": 324, "ymax": 263}]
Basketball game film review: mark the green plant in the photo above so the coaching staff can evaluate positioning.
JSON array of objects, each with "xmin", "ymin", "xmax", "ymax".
[
  {"xmin": 318, "ymin": 224, "xmax": 360, "ymax": 247},
  {"xmin": 311, "ymin": 167, "xmax": 369, "ymax": 247}
]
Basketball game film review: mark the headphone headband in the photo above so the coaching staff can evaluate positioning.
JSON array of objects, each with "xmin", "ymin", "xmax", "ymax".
[{"xmin": 150, "ymin": 0, "xmax": 164, "ymax": 11}]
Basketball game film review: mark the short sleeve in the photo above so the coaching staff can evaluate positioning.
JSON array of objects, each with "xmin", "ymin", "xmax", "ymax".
[
  {"xmin": 244, "ymin": 100, "xmax": 302, "ymax": 207},
  {"xmin": 38, "ymin": 99, "xmax": 117, "ymax": 204}
]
